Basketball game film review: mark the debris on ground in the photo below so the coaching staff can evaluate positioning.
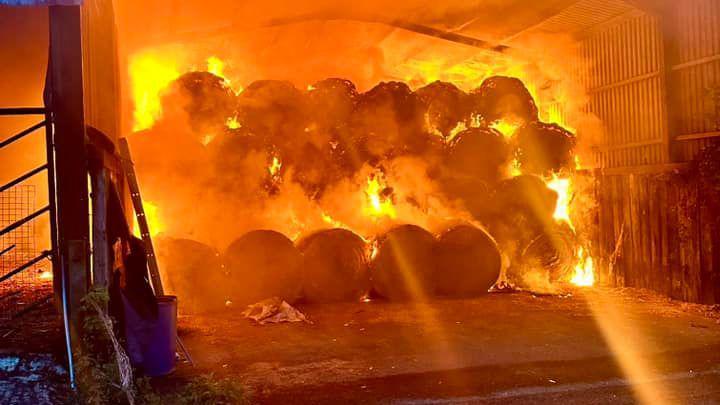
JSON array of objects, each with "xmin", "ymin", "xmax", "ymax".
[
  {"xmin": 242, "ymin": 297, "xmax": 312, "ymax": 325},
  {"xmin": 0, "ymin": 353, "xmax": 70, "ymax": 405}
]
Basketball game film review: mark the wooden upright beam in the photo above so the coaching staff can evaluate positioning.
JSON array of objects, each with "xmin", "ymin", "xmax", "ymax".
[{"xmin": 48, "ymin": 5, "xmax": 90, "ymax": 332}]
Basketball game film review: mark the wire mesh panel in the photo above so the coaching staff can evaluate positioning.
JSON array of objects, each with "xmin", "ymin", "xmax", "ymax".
[{"xmin": 0, "ymin": 185, "xmax": 53, "ymax": 326}]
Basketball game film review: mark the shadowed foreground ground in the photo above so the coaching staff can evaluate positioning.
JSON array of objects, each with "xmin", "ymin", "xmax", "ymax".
[{"xmin": 171, "ymin": 288, "xmax": 720, "ymax": 404}]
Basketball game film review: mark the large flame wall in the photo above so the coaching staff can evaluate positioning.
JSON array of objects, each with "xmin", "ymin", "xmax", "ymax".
[{"xmin": 119, "ymin": 15, "xmax": 602, "ymax": 292}]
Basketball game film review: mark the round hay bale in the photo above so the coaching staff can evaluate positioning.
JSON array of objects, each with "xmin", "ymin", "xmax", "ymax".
[
  {"xmin": 434, "ymin": 225, "xmax": 502, "ymax": 297},
  {"xmin": 297, "ymin": 228, "xmax": 370, "ymax": 303},
  {"xmin": 202, "ymin": 128, "xmax": 275, "ymax": 193},
  {"xmin": 351, "ymin": 81, "xmax": 428, "ymax": 159},
  {"xmin": 155, "ymin": 237, "xmax": 226, "ymax": 313},
  {"xmin": 371, "ymin": 225, "xmax": 436, "ymax": 301},
  {"xmin": 470, "ymin": 76, "xmax": 538, "ymax": 124},
  {"xmin": 237, "ymin": 80, "xmax": 308, "ymax": 151},
  {"xmin": 439, "ymin": 176, "xmax": 494, "ymax": 222},
  {"xmin": 446, "ymin": 127, "xmax": 510, "ymax": 183},
  {"xmin": 494, "ymin": 175, "xmax": 557, "ymax": 226},
  {"xmin": 224, "ymin": 230, "xmax": 303, "ymax": 306},
  {"xmin": 483, "ymin": 175, "xmax": 558, "ymax": 252},
  {"xmin": 162, "ymin": 71, "xmax": 238, "ymax": 136},
  {"xmin": 415, "ymin": 81, "xmax": 471, "ymax": 140},
  {"xmin": 519, "ymin": 222, "xmax": 577, "ymax": 282},
  {"xmin": 516, "ymin": 121, "xmax": 576, "ymax": 176},
  {"xmin": 307, "ymin": 78, "xmax": 358, "ymax": 132}
]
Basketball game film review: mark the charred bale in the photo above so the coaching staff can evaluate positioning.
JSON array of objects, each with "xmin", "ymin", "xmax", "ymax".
[
  {"xmin": 204, "ymin": 128, "xmax": 273, "ymax": 191},
  {"xmin": 471, "ymin": 76, "xmax": 538, "ymax": 124},
  {"xmin": 440, "ymin": 176, "xmax": 495, "ymax": 221},
  {"xmin": 495, "ymin": 175, "xmax": 557, "ymax": 223},
  {"xmin": 224, "ymin": 230, "xmax": 303, "ymax": 305},
  {"xmin": 155, "ymin": 237, "xmax": 226, "ymax": 313},
  {"xmin": 162, "ymin": 71, "xmax": 238, "ymax": 137},
  {"xmin": 517, "ymin": 222, "xmax": 576, "ymax": 283},
  {"xmin": 350, "ymin": 81, "xmax": 428, "ymax": 160},
  {"xmin": 237, "ymin": 80, "xmax": 309, "ymax": 155},
  {"xmin": 487, "ymin": 175, "xmax": 558, "ymax": 244},
  {"xmin": 516, "ymin": 122, "xmax": 576, "ymax": 176},
  {"xmin": 446, "ymin": 127, "xmax": 510, "ymax": 183},
  {"xmin": 415, "ymin": 81, "xmax": 471, "ymax": 140},
  {"xmin": 307, "ymin": 78, "xmax": 358, "ymax": 134},
  {"xmin": 296, "ymin": 228, "xmax": 370, "ymax": 303},
  {"xmin": 371, "ymin": 224, "xmax": 436, "ymax": 301},
  {"xmin": 434, "ymin": 225, "xmax": 501, "ymax": 297},
  {"xmin": 290, "ymin": 142, "xmax": 344, "ymax": 199},
  {"xmin": 305, "ymin": 79, "xmax": 367, "ymax": 178}
]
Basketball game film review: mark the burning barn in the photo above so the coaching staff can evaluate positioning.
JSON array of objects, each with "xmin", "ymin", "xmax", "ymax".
[{"xmin": 1, "ymin": 0, "xmax": 720, "ymax": 403}]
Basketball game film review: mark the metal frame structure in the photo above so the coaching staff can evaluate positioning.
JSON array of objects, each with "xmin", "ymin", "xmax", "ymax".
[
  {"xmin": 0, "ymin": 108, "xmax": 56, "ymax": 291},
  {"xmin": 0, "ymin": 106, "xmax": 75, "ymax": 386}
]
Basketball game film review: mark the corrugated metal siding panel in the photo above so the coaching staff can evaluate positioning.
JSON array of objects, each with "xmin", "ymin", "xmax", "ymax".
[
  {"xmin": 580, "ymin": 2, "xmax": 720, "ymax": 305},
  {"xmin": 580, "ymin": 13, "xmax": 668, "ymax": 168},
  {"xmin": 671, "ymin": 0, "xmax": 720, "ymax": 161},
  {"xmin": 676, "ymin": 0, "xmax": 720, "ymax": 64},
  {"xmin": 81, "ymin": 0, "xmax": 121, "ymax": 141},
  {"xmin": 522, "ymin": 0, "xmax": 634, "ymax": 36}
]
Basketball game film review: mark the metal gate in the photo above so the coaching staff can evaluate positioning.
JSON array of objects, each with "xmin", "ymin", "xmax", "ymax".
[{"xmin": 0, "ymin": 108, "xmax": 58, "ymax": 332}]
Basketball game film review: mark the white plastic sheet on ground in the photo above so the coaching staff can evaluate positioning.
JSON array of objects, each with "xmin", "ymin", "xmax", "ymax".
[{"xmin": 242, "ymin": 297, "xmax": 312, "ymax": 325}]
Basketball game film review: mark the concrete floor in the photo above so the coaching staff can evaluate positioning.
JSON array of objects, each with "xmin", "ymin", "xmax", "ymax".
[{"xmin": 174, "ymin": 288, "xmax": 720, "ymax": 404}]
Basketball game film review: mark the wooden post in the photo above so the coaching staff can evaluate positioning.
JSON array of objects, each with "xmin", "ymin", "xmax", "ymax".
[
  {"xmin": 49, "ymin": 5, "xmax": 90, "ymax": 332},
  {"xmin": 90, "ymin": 167, "xmax": 109, "ymax": 288}
]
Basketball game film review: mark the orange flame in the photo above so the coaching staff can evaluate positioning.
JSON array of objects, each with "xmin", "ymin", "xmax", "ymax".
[
  {"xmin": 206, "ymin": 56, "xmax": 225, "ymax": 78},
  {"xmin": 133, "ymin": 200, "xmax": 164, "ymax": 237},
  {"xmin": 545, "ymin": 174, "xmax": 573, "ymax": 231},
  {"xmin": 268, "ymin": 156, "xmax": 282, "ymax": 177},
  {"xmin": 226, "ymin": 116, "xmax": 241, "ymax": 129},
  {"xmin": 490, "ymin": 119, "xmax": 521, "ymax": 139},
  {"xmin": 130, "ymin": 52, "xmax": 181, "ymax": 131},
  {"xmin": 544, "ymin": 173, "xmax": 595, "ymax": 287},
  {"xmin": 363, "ymin": 174, "xmax": 396, "ymax": 220},
  {"xmin": 508, "ymin": 158, "xmax": 522, "ymax": 178},
  {"xmin": 571, "ymin": 247, "xmax": 595, "ymax": 287},
  {"xmin": 207, "ymin": 56, "xmax": 242, "ymax": 95}
]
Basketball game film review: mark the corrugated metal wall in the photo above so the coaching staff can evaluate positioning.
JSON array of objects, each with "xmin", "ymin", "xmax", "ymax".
[
  {"xmin": 579, "ymin": 11, "xmax": 668, "ymax": 168},
  {"xmin": 582, "ymin": 1, "xmax": 720, "ymax": 304},
  {"xmin": 671, "ymin": 0, "xmax": 720, "ymax": 161},
  {"xmin": 81, "ymin": 0, "xmax": 121, "ymax": 141}
]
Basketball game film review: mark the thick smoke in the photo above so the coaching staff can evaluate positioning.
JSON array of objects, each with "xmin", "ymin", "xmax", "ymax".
[{"xmin": 130, "ymin": 71, "xmax": 584, "ymax": 302}]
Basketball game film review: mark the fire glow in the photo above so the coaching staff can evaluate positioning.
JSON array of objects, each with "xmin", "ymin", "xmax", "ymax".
[
  {"xmin": 133, "ymin": 200, "xmax": 164, "ymax": 237},
  {"xmin": 572, "ymin": 247, "xmax": 595, "ymax": 287},
  {"xmin": 363, "ymin": 174, "xmax": 397, "ymax": 220},
  {"xmin": 546, "ymin": 174, "xmax": 573, "ymax": 230},
  {"xmin": 491, "ymin": 119, "xmax": 521, "ymax": 139},
  {"xmin": 127, "ymin": 47, "xmax": 598, "ymax": 293},
  {"xmin": 130, "ymin": 52, "xmax": 181, "ymax": 131},
  {"xmin": 544, "ymin": 172, "xmax": 596, "ymax": 287},
  {"xmin": 268, "ymin": 156, "xmax": 282, "ymax": 177}
]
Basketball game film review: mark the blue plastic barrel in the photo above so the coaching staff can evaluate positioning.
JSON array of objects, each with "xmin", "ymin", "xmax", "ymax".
[{"xmin": 143, "ymin": 295, "xmax": 177, "ymax": 377}]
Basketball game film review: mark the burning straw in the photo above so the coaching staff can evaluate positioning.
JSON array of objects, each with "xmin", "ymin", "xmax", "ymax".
[{"xmin": 129, "ymin": 56, "xmax": 597, "ymax": 307}]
